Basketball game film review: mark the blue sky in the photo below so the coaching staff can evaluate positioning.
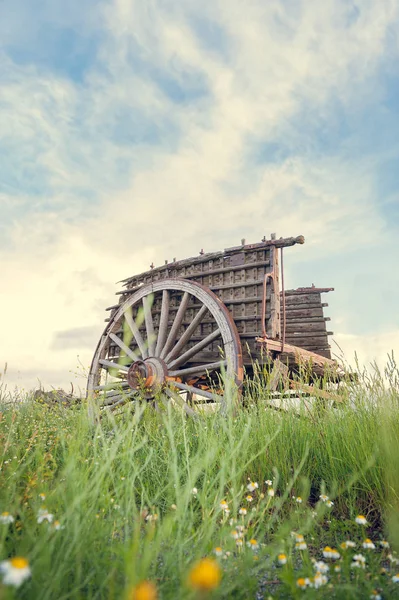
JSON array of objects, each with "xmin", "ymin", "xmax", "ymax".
[{"xmin": 1, "ymin": 0, "xmax": 399, "ymax": 390}]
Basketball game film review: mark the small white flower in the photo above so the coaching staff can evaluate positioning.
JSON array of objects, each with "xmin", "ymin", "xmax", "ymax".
[
  {"xmin": 265, "ymin": 480, "xmax": 272, "ymax": 486},
  {"xmin": 352, "ymin": 553, "xmax": 366, "ymax": 569},
  {"xmin": 38, "ymin": 493, "xmax": 46, "ymax": 501},
  {"xmin": 294, "ymin": 533, "xmax": 304, "ymax": 543},
  {"xmin": 0, "ymin": 512, "xmax": 14, "ymax": 524},
  {"xmin": 296, "ymin": 577, "xmax": 310, "ymax": 589},
  {"xmin": 239, "ymin": 507, "xmax": 247, "ymax": 516},
  {"xmin": 247, "ymin": 481, "xmax": 258, "ymax": 492},
  {"xmin": 277, "ymin": 553, "xmax": 287, "ymax": 565},
  {"xmin": 388, "ymin": 553, "xmax": 399, "ymax": 565},
  {"xmin": 392, "ymin": 573, "xmax": 399, "ymax": 583},
  {"xmin": 319, "ymin": 494, "xmax": 329, "ymax": 502},
  {"xmin": 214, "ymin": 547, "xmax": 223, "ymax": 556},
  {"xmin": 369, "ymin": 592, "xmax": 381, "ymax": 600},
  {"xmin": 313, "ymin": 572, "xmax": 328, "ymax": 588},
  {"xmin": 236, "ymin": 538, "xmax": 243, "ymax": 547},
  {"xmin": 334, "ymin": 565, "xmax": 341, "ymax": 573},
  {"xmin": 363, "ymin": 538, "xmax": 376, "ymax": 550},
  {"xmin": 355, "ymin": 515, "xmax": 368, "ymax": 525},
  {"xmin": 52, "ymin": 520, "xmax": 65, "ymax": 531},
  {"xmin": 341, "ymin": 540, "xmax": 356, "ymax": 549},
  {"xmin": 37, "ymin": 508, "xmax": 54, "ymax": 524},
  {"xmin": 0, "ymin": 557, "xmax": 31, "ymax": 587},
  {"xmin": 246, "ymin": 495, "xmax": 253, "ymax": 502},
  {"xmin": 231, "ymin": 530, "xmax": 240, "ymax": 540},
  {"xmin": 380, "ymin": 540, "xmax": 390, "ymax": 549},
  {"xmin": 220, "ymin": 500, "xmax": 229, "ymax": 511},
  {"xmin": 313, "ymin": 561, "xmax": 329, "ymax": 574},
  {"xmin": 295, "ymin": 496, "xmax": 302, "ymax": 504},
  {"xmin": 296, "ymin": 542, "xmax": 307, "ymax": 550},
  {"xmin": 326, "ymin": 500, "xmax": 334, "ymax": 508},
  {"xmin": 322, "ymin": 547, "xmax": 340, "ymax": 560},
  {"xmin": 353, "ymin": 554, "xmax": 366, "ymax": 564},
  {"xmin": 267, "ymin": 488, "xmax": 275, "ymax": 497},
  {"xmin": 247, "ymin": 539, "xmax": 259, "ymax": 550},
  {"xmin": 191, "ymin": 487, "xmax": 198, "ymax": 495}
]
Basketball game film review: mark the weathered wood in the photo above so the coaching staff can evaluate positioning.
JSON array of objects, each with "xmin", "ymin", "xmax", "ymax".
[
  {"xmin": 109, "ymin": 333, "xmax": 139, "ymax": 362},
  {"xmin": 99, "ymin": 359, "xmax": 129, "ymax": 373},
  {"xmin": 283, "ymin": 287, "xmax": 334, "ymax": 296},
  {"xmin": 284, "ymin": 294, "xmax": 323, "ymax": 306},
  {"xmin": 124, "ymin": 310, "xmax": 147, "ymax": 358},
  {"xmin": 143, "ymin": 296, "xmax": 156, "ymax": 356},
  {"xmin": 168, "ymin": 328, "xmax": 221, "ymax": 370},
  {"xmin": 257, "ymin": 337, "xmax": 340, "ymax": 371},
  {"xmin": 285, "ymin": 321, "xmax": 331, "ymax": 333},
  {"xmin": 289, "ymin": 381, "xmax": 343, "ymax": 403},
  {"xmin": 155, "ymin": 290, "xmax": 170, "ymax": 357},
  {"xmin": 284, "ymin": 307, "xmax": 324, "ymax": 319},
  {"xmin": 269, "ymin": 360, "xmax": 289, "ymax": 391},
  {"xmin": 168, "ymin": 360, "xmax": 227, "ymax": 378},
  {"xmin": 160, "ymin": 292, "xmax": 190, "ymax": 359},
  {"xmin": 165, "ymin": 304, "xmax": 208, "ymax": 363},
  {"xmin": 120, "ymin": 235, "xmax": 304, "ymax": 285},
  {"xmin": 269, "ymin": 246, "xmax": 281, "ymax": 339}
]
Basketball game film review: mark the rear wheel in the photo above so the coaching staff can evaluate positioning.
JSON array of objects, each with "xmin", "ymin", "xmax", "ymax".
[{"xmin": 87, "ymin": 279, "xmax": 243, "ymax": 417}]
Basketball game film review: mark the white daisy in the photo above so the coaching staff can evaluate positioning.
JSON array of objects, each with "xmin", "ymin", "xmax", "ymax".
[
  {"xmin": 277, "ymin": 553, "xmax": 287, "ymax": 565},
  {"xmin": 37, "ymin": 508, "xmax": 54, "ymax": 524},
  {"xmin": 0, "ymin": 557, "xmax": 31, "ymax": 587},
  {"xmin": 247, "ymin": 539, "xmax": 259, "ymax": 550},
  {"xmin": 313, "ymin": 561, "xmax": 329, "ymax": 574},
  {"xmin": 247, "ymin": 481, "xmax": 259, "ymax": 492},
  {"xmin": 0, "ymin": 512, "xmax": 14, "ymax": 524}
]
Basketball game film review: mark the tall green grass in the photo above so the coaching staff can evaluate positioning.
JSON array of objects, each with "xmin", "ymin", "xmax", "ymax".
[{"xmin": 0, "ymin": 365, "xmax": 398, "ymax": 598}]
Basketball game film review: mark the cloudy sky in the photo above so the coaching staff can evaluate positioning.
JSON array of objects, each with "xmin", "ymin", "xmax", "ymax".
[{"xmin": 1, "ymin": 0, "xmax": 398, "ymax": 393}]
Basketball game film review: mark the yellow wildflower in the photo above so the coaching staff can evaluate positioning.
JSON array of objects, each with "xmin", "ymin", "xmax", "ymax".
[{"xmin": 187, "ymin": 558, "xmax": 221, "ymax": 591}]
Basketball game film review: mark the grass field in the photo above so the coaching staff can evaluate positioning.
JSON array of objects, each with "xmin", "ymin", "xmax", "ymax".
[{"xmin": 1, "ymin": 362, "xmax": 399, "ymax": 599}]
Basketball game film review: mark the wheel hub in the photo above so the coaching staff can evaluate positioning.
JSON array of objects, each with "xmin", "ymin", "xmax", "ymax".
[{"xmin": 127, "ymin": 357, "xmax": 168, "ymax": 398}]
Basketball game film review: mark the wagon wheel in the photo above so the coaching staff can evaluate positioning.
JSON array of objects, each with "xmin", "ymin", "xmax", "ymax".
[{"xmin": 87, "ymin": 279, "xmax": 243, "ymax": 417}]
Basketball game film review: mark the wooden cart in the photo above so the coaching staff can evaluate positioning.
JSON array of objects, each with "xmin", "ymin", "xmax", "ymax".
[{"xmin": 87, "ymin": 234, "xmax": 340, "ymax": 414}]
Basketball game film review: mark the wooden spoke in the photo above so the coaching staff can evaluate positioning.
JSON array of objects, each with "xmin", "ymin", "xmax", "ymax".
[
  {"xmin": 109, "ymin": 333, "xmax": 139, "ymax": 362},
  {"xmin": 169, "ymin": 380, "xmax": 223, "ymax": 402},
  {"xmin": 103, "ymin": 397, "xmax": 134, "ymax": 411},
  {"xmin": 167, "ymin": 328, "xmax": 221, "ymax": 370},
  {"xmin": 99, "ymin": 359, "xmax": 129, "ymax": 373},
  {"xmin": 164, "ymin": 304, "xmax": 208, "ymax": 363},
  {"xmin": 143, "ymin": 295, "xmax": 156, "ymax": 356},
  {"xmin": 168, "ymin": 360, "xmax": 226, "ymax": 378},
  {"xmin": 160, "ymin": 292, "xmax": 190, "ymax": 359},
  {"xmin": 124, "ymin": 310, "xmax": 148, "ymax": 358},
  {"xmin": 164, "ymin": 388, "xmax": 199, "ymax": 418},
  {"xmin": 155, "ymin": 290, "xmax": 169, "ymax": 356},
  {"xmin": 101, "ymin": 392, "xmax": 136, "ymax": 406},
  {"xmin": 94, "ymin": 382, "xmax": 130, "ymax": 392}
]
